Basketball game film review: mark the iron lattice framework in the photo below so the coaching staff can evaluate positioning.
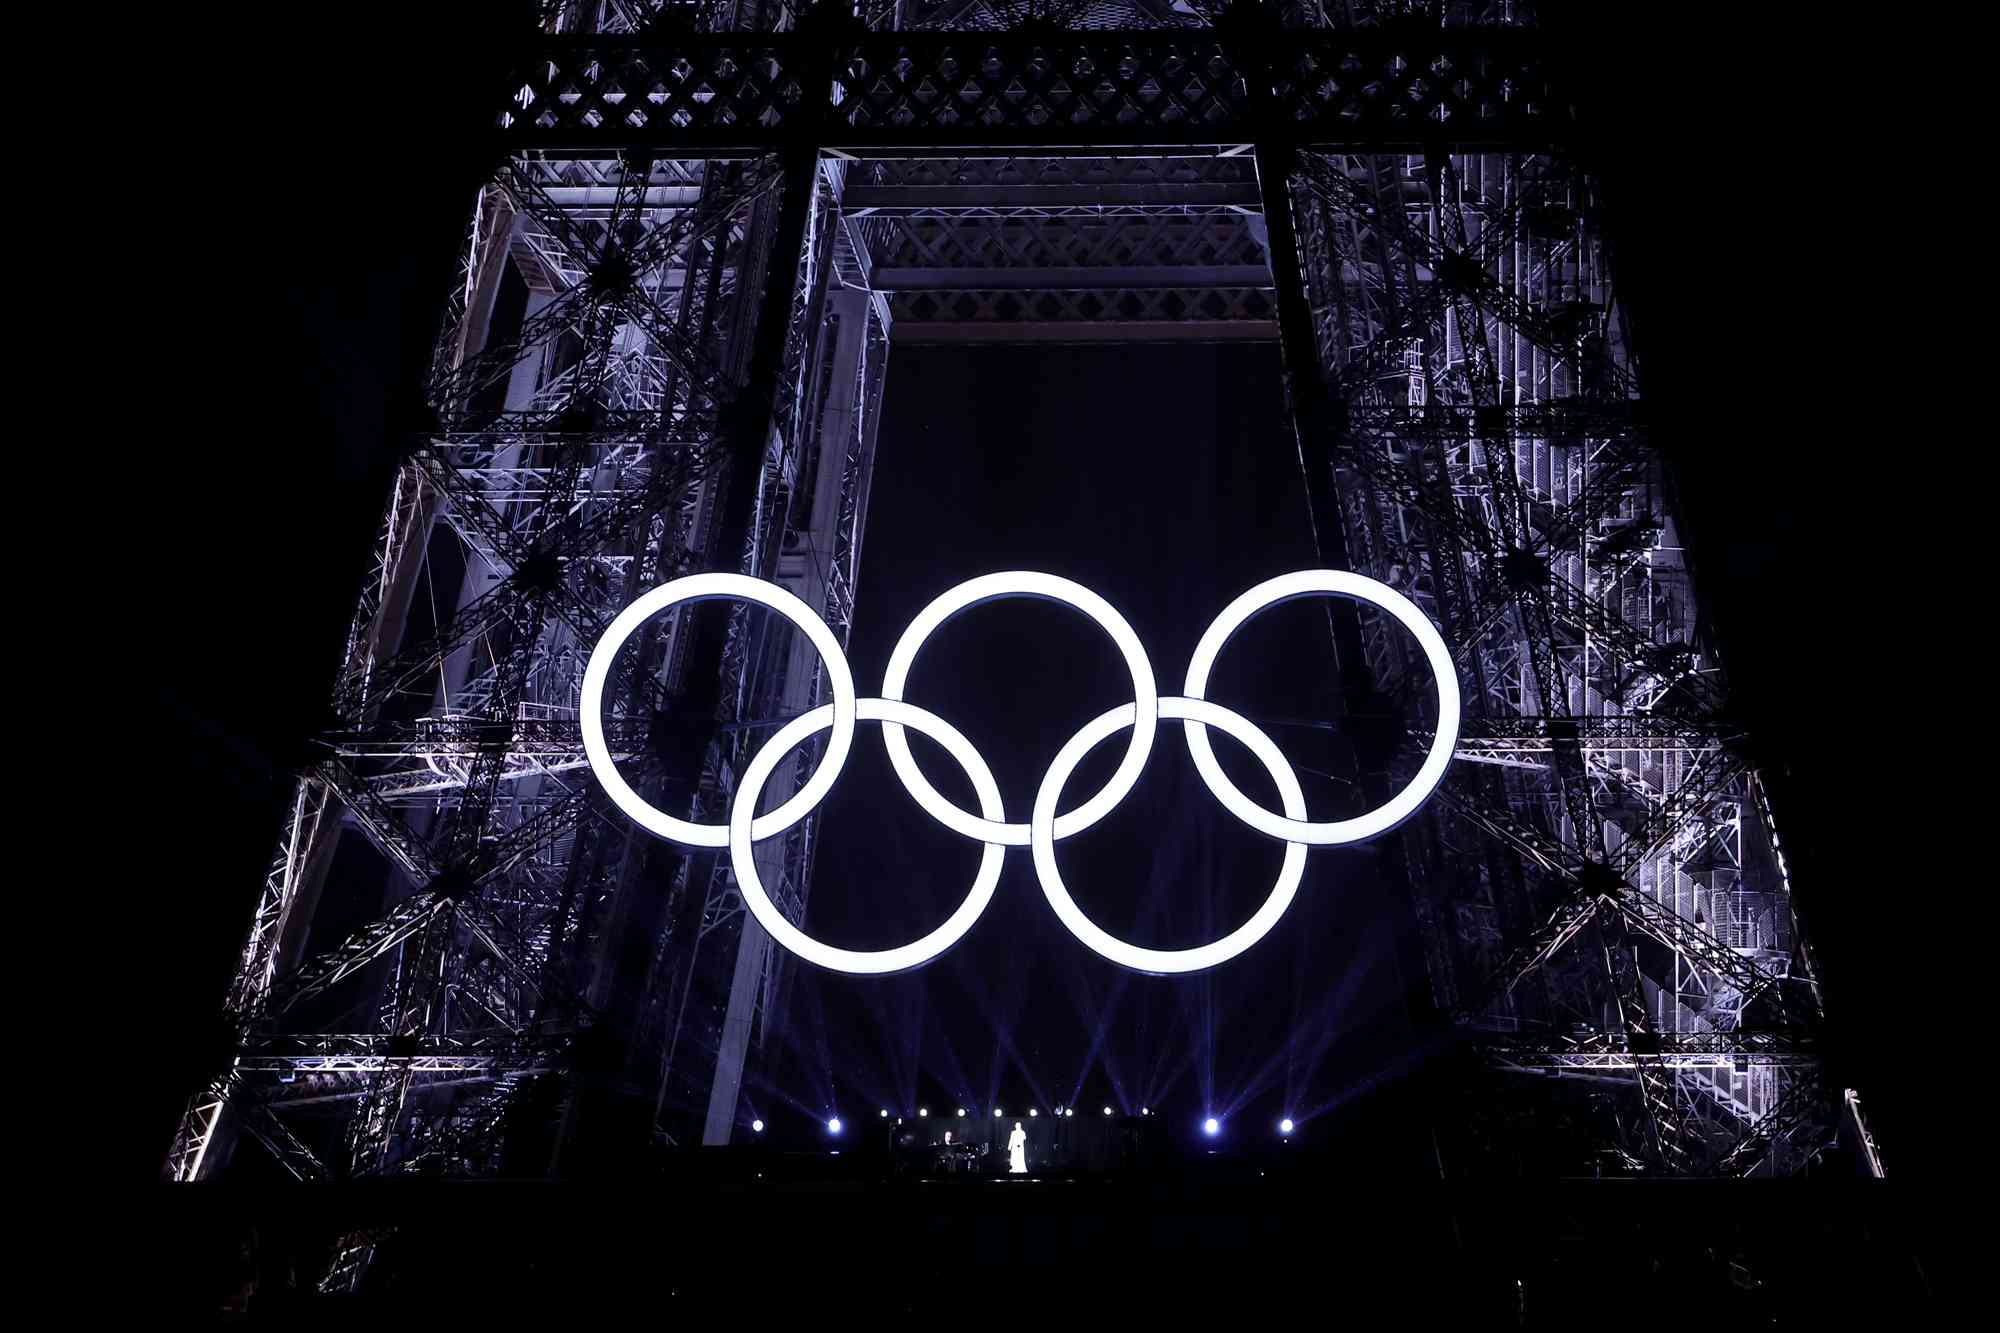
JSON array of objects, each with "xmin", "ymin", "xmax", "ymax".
[{"xmin": 167, "ymin": 0, "xmax": 1872, "ymax": 1288}]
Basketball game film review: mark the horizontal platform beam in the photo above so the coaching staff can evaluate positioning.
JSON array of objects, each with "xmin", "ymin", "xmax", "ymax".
[
  {"xmin": 890, "ymin": 319, "xmax": 1278, "ymax": 343},
  {"xmin": 498, "ymin": 27, "xmax": 1571, "ymax": 155},
  {"xmin": 1493, "ymin": 1051, "xmax": 1816, "ymax": 1072},
  {"xmin": 242, "ymin": 1055, "xmax": 536, "ymax": 1074},
  {"xmin": 871, "ymin": 263, "xmax": 1272, "ymax": 291},
  {"xmin": 326, "ymin": 707, "xmax": 1712, "ymax": 759},
  {"xmin": 538, "ymin": 185, "xmax": 705, "ymax": 209},
  {"xmin": 841, "ymin": 182, "xmax": 1263, "ymax": 214},
  {"xmin": 1480, "ymin": 1031, "xmax": 1812, "ymax": 1068},
  {"xmin": 265, "ymin": 1073, "xmax": 503, "ymax": 1107}
]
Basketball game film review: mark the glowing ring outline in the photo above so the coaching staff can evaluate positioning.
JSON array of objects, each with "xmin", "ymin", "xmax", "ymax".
[
  {"xmin": 729, "ymin": 697, "xmax": 1006, "ymax": 976},
  {"xmin": 580, "ymin": 573, "xmax": 857, "ymax": 849},
  {"xmin": 1181, "ymin": 570, "xmax": 1460, "ymax": 846},
  {"xmin": 1030, "ymin": 696, "xmax": 1308, "ymax": 976},
  {"xmin": 878, "ymin": 571, "xmax": 1158, "ymax": 848},
  {"xmin": 582, "ymin": 569, "xmax": 1466, "ymax": 975}
]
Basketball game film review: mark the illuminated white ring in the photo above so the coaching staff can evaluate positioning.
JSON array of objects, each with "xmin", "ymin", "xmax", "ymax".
[
  {"xmin": 580, "ymin": 573, "xmax": 856, "ymax": 849},
  {"xmin": 879, "ymin": 572, "xmax": 1158, "ymax": 848},
  {"xmin": 1181, "ymin": 570, "xmax": 1460, "ymax": 846},
  {"xmin": 1030, "ymin": 696, "xmax": 1307, "ymax": 976},
  {"xmin": 729, "ymin": 697, "xmax": 1006, "ymax": 975}
]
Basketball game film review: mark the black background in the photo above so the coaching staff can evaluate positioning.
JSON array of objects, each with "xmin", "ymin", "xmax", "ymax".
[{"xmin": 127, "ymin": 1, "xmax": 1929, "ymax": 1202}]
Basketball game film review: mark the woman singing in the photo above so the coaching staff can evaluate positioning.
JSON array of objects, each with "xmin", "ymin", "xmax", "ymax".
[{"xmin": 1008, "ymin": 1121, "xmax": 1027, "ymax": 1174}]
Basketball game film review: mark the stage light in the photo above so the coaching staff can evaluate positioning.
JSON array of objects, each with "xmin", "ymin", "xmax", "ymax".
[
  {"xmin": 957, "ymin": 1107, "xmax": 967, "ymax": 1118},
  {"xmin": 1102, "ymin": 1106, "xmax": 1113, "ymax": 1117},
  {"xmin": 919, "ymin": 1107, "xmax": 928, "ymax": 1117},
  {"xmin": 1065, "ymin": 1108, "xmax": 1074, "ymax": 1118},
  {"xmin": 1140, "ymin": 1106, "xmax": 1150, "ymax": 1116},
  {"xmin": 751, "ymin": 1119, "xmax": 765, "ymax": 1133},
  {"xmin": 880, "ymin": 1109, "xmax": 889, "ymax": 1118},
  {"xmin": 1280, "ymin": 1118, "xmax": 1294, "ymax": 1135},
  {"xmin": 1029, "ymin": 1109, "xmax": 1038, "ymax": 1118},
  {"xmin": 827, "ymin": 1117, "xmax": 842, "ymax": 1134},
  {"xmin": 995, "ymin": 1108, "xmax": 1004, "ymax": 1117},
  {"xmin": 1203, "ymin": 1118, "xmax": 1220, "ymax": 1136}
]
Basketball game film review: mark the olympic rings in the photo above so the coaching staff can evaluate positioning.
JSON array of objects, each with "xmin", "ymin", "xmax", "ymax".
[
  {"xmin": 581, "ymin": 569, "xmax": 1460, "ymax": 975},
  {"xmin": 731, "ymin": 698, "xmax": 1006, "ymax": 976},
  {"xmin": 580, "ymin": 573, "xmax": 857, "ymax": 849},
  {"xmin": 880, "ymin": 571, "xmax": 1157, "ymax": 848},
  {"xmin": 1181, "ymin": 569, "xmax": 1461, "ymax": 846},
  {"xmin": 1032, "ymin": 696, "xmax": 1309, "ymax": 976}
]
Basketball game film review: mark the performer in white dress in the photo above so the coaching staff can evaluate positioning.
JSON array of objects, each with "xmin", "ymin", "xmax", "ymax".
[{"xmin": 1008, "ymin": 1121, "xmax": 1027, "ymax": 1174}]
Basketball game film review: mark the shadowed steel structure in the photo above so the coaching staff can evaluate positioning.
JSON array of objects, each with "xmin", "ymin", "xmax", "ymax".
[{"xmin": 164, "ymin": 0, "xmax": 1873, "ymax": 1289}]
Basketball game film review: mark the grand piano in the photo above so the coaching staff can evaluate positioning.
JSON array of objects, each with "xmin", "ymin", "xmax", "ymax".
[{"xmin": 890, "ymin": 1126, "xmax": 988, "ymax": 1177}]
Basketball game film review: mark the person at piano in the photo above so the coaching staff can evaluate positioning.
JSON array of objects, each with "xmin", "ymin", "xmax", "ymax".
[{"xmin": 1008, "ymin": 1121, "xmax": 1027, "ymax": 1174}]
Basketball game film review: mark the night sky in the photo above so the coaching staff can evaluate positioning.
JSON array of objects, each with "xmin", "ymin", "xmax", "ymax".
[{"xmin": 129, "ymin": 4, "xmax": 1933, "ymax": 1191}]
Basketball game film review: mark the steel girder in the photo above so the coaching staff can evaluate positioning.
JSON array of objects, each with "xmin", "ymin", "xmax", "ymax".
[
  {"xmin": 493, "ymin": 4, "xmax": 1572, "ymax": 342},
  {"xmin": 165, "ymin": 117, "xmax": 882, "ymax": 1229},
  {"xmin": 495, "ymin": 19, "xmax": 1568, "ymax": 154}
]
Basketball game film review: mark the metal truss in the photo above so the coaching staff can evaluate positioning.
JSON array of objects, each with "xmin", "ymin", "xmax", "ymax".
[
  {"xmin": 169, "ymin": 8, "xmax": 1862, "ymax": 1280},
  {"xmin": 1487, "ymin": 1029, "xmax": 1815, "ymax": 1074},
  {"xmin": 498, "ymin": 10, "xmax": 1565, "ymax": 154},
  {"xmin": 169, "ymin": 37, "xmax": 891, "ymax": 1304},
  {"xmin": 1258, "ymin": 86, "xmax": 1840, "ymax": 1167}
]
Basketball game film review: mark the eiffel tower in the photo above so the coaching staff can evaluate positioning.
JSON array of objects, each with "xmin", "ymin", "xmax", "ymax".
[{"xmin": 162, "ymin": 0, "xmax": 1882, "ymax": 1295}]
